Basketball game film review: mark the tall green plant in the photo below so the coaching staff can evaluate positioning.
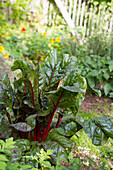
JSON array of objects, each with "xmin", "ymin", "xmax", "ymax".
[{"xmin": 0, "ymin": 50, "xmax": 113, "ymax": 159}]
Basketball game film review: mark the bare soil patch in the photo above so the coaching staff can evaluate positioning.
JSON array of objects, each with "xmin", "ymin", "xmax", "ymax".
[{"xmin": 80, "ymin": 93, "xmax": 113, "ymax": 117}]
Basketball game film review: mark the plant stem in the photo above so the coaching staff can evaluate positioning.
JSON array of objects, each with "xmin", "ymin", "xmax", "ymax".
[
  {"xmin": 6, "ymin": 111, "xmax": 12, "ymax": 124},
  {"xmin": 41, "ymin": 127, "xmax": 46, "ymax": 142},
  {"xmin": 30, "ymin": 81, "xmax": 35, "ymax": 107},
  {"xmin": 34, "ymin": 128, "xmax": 37, "ymax": 141},
  {"xmin": 37, "ymin": 123, "xmax": 41, "ymax": 141},
  {"xmin": 30, "ymin": 131, "xmax": 33, "ymax": 141},
  {"xmin": 44, "ymin": 90, "xmax": 65, "ymax": 141},
  {"xmin": 56, "ymin": 115, "xmax": 63, "ymax": 128},
  {"xmin": 49, "ymin": 66, "xmax": 56, "ymax": 86}
]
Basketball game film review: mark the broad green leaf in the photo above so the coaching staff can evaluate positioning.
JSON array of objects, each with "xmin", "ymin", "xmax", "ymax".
[
  {"xmin": 11, "ymin": 60, "xmax": 33, "ymax": 78},
  {"xmin": 94, "ymin": 115, "xmax": 113, "ymax": 138},
  {"xmin": 83, "ymin": 119, "xmax": 108, "ymax": 146},
  {"xmin": 87, "ymin": 79, "xmax": 101, "ymax": 97},
  {"xmin": 82, "ymin": 116, "xmax": 113, "ymax": 146},
  {"xmin": 0, "ymin": 155, "xmax": 9, "ymax": 162},
  {"xmin": 45, "ymin": 71, "xmax": 86, "ymax": 115},
  {"xmin": 109, "ymin": 65, "xmax": 113, "ymax": 72},
  {"xmin": 62, "ymin": 71, "xmax": 87, "ymax": 93},
  {"xmin": 48, "ymin": 128, "xmax": 75, "ymax": 149},
  {"xmin": 57, "ymin": 122, "xmax": 77, "ymax": 137},
  {"xmin": 25, "ymin": 114, "xmax": 37, "ymax": 128},
  {"xmin": 11, "ymin": 122, "xmax": 33, "ymax": 132},
  {"xmin": 0, "ymin": 102, "xmax": 5, "ymax": 104},
  {"xmin": 41, "ymin": 50, "xmax": 72, "ymax": 87},
  {"xmin": 103, "ymin": 83, "xmax": 112, "ymax": 96},
  {"xmin": 88, "ymin": 70, "xmax": 98, "ymax": 76},
  {"xmin": 109, "ymin": 92, "xmax": 113, "ymax": 98},
  {"xmin": 0, "ymin": 161, "xmax": 7, "ymax": 170}
]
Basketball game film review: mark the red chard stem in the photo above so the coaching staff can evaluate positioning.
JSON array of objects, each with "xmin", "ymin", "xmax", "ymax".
[{"xmin": 56, "ymin": 115, "xmax": 63, "ymax": 128}]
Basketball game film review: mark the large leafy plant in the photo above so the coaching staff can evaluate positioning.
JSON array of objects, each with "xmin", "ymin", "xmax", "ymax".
[
  {"xmin": 0, "ymin": 51, "xmax": 86, "ymax": 141},
  {"xmin": 0, "ymin": 51, "xmax": 113, "ymax": 161}
]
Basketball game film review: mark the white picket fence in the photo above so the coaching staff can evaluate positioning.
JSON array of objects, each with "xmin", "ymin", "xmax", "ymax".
[
  {"xmin": 1, "ymin": 0, "xmax": 113, "ymax": 39},
  {"xmin": 41, "ymin": 0, "xmax": 113, "ymax": 39}
]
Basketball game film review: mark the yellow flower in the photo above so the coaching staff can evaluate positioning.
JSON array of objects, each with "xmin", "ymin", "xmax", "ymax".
[
  {"xmin": 43, "ymin": 32, "xmax": 46, "ymax": 37},
  {"xmin": 73, "ymin": 37, "xmax": 77, "ymax": 42},
  {"xmin": 50, "ymin": 39, "xmax": 54, "ymax": 44},
  {"xmin": 40, "ymin": 51, "xmax": 43, "ymax": 54},
  {"xmin": 67, "ymin": 34, "xmax": 70, "ymax": 38},
  {"xmin": 3, "ymin": 54, "xmax": 9, "ymax": 59},
  {"xmin": 0, "ymin": 46, "xmax": 5, "ymax": 52},
  {"xmin": 40, "ymin": 55, "xmax": 46, "ymax": 61},
  {"xmin": 56, "ymin": 37, "xmax": 61, "ymax": 42}
]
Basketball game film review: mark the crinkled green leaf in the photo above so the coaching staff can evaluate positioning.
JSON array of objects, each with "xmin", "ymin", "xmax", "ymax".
[
  {"xmin": 26, "ymin": 114, "xmax": 37, "ymax": 128},
  {"xmin": 11, "ymin": 60, "xmax": 33, "ymax": 78},
  {"xmin": 45, "ymin": 71, "xmax": 86, "ymax": 115},
  {"xmin": 57, "ymin": 122, "xmax": 77, "ymax": 137},
  {"xmin": 11, "ymin": 122, "xmax": 33, "ymax": 132},
  {"xmin": 62, "ymin": 71, "xmax": 87, "ymax": 93},
  {"xmin": 82, "ymin": 115, "xmax": 113, "ymax": 146},
  {"xmin": 94, "ymin": 115, "xmax": 113, "ymax": 138},
  {"xmin": 48, "ymin": 128, "xmax": 75, "ymax": 149},
  {"xmin": 41, "ymin": 50, "xmax": 72, "ymax": 87},
  {"xmin": 87, "ymin": 79, "xmax": 101, "ymax": 97}
]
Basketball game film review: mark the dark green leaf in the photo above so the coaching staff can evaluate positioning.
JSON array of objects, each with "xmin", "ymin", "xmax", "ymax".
[
  {"xmin": 87, "ymin": 79, "xmax": 101, "ymax": 97},
  {"xmin": 11, "ymin": 122, "xmax": 34, "ymax": 132},
  {"xmin": 48, "ymin": 128, "xmax": 75, "ymax": 149},
  {"xmin": 25, "ymin": 114, "xmax": 37, "ymax": 128},
  {"xmin": 11, "ymin": 60, "xmax": 33, "ymax": 78}
]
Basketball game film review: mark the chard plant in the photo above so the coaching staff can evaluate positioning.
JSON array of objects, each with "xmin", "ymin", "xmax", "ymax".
[{"xmin": 0, "ymin": 50, "xmax": 113, "ymax": 160}]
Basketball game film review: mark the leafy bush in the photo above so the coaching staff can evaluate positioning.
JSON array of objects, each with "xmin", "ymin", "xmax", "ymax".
[{"xmin": 74, "ymin": 54, "xmax": 113, "ymax": 98}]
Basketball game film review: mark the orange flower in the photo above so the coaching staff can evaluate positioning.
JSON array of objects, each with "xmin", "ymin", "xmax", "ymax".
[
  {"xmin": 67, "ymin": 34, "xmax": 70, "ymax": 38},
  {"xmin": 50, "ymin": 39, "xmax": 54, "ymax": 44},
  {"xmin": 40, "ymin": 55, "xmax": 46, "ymax": 61},
  {"xmin": 3, "ymin": 54, "xmax": 9, "ymax": 59},
  {"xmin": 56, "ymin": 37, "xmax": 61, "ymax": 42},
  {"xmin": 73, "ymin": 37, "xmax": 77, "ymax": 42},
  {"xmin": 0, "ymin": 46, "xmax": 5, "ymax": 52},
  {"xmin": 21, "ymin": 28, "xmax": 26, "ymax": 32},
  {"xmin": 43, "ymin": 32, "xmax": 46, "ymax": 37},
  {"xmin": 36, "ymin": 49, "xmax": 39, "ymax": 52}
]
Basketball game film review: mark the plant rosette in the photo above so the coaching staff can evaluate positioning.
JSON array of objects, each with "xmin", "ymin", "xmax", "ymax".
[{"xmin": 0, "ymin": 50, "xmax": 113, "ymax": 165}]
